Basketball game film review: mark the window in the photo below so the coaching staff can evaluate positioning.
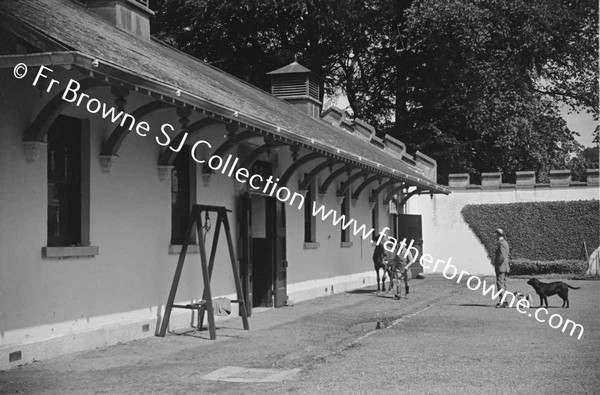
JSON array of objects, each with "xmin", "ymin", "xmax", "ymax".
[
  {"xmin": 340, "ymin": 190, "xmax": 350, "ymax": 243},
  {"xmin": 171, "ymin": 146, "xmax": 192, "ymax": 245},
  {"xmin": 47, "ymin": 116, "xmax": 82, "ymax": 247},
  {"xmin": 44, "ymin": 115, "xmax": 94, "ymax": 258},
  {"xmin": 251, "ymin": 160, "xmax": 272, "ymax": 191},
  {"xmin": 304, "ymin": 175, "xmax": 316, "ymax": 243},
  {"xmin": 372, "ymin": 200, "xmax": 379, "ymax": 241}
]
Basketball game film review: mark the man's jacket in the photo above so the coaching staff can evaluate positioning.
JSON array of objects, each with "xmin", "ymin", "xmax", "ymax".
[{"xmin": 494, "ymin": 238, "xmax": 510, "ymax": 273}]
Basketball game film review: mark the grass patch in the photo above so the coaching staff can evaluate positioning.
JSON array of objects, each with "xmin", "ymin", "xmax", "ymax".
[{"xmin": 569, "ymin": 274, "xmax": 600, "ymax": 281}]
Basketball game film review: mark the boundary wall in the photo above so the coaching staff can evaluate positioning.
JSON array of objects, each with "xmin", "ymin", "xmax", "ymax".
[{"xmin": 409, "ymin": 170, "xmax": 600, "ymax": 276}]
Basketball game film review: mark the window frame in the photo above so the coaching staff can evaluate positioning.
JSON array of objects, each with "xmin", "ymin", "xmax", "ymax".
[
  {"xmin": 340, "ymin": 189, "xmax": 352, "ymax": 246},
  {"xmin": 303, "ymin": 175, "xmax": 319, "ymax": 249},
  {"xmin": 43, "ymin": 115, "xmax": 95, "ymax": 258},
  {"xmin": 372, "ymin": 198, "xmax": 379, "ymax": 242},
  {"xmin": 170, "ymin": 146, "xmax": 195, "ymax": 246}
]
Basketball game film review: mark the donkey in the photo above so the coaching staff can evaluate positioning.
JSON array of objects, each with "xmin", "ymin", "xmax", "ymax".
[{"xmin": 373, "ymin": 242, "xmax": 392, "ymax": 292}]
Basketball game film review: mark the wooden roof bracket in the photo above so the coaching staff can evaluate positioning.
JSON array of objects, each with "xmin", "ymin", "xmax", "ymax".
[
  {"xmin": 298, "ymin": 159, "xmax": 342, "ymax": 193},
  {"xmin": 25, "ymin": 77, "xmax": 104, "ymax": 143},
  {"xmin": 201, "ymin": 130, "xmax": 257, "ymax": 175},
  {"xmin": 383, "ymin": 184, "xmax": 407, "ymax": 206},
  {"xmin": 352, "ymin": 174, "xmax": 384, "ymax": 202},
  {"xmin": 318, "ymin": 164, "xmax": 354, "ymax": 201},
  {"xmin": 337, "ymin": 169, "xmax": 370, "ymax": 198},
  {"xmin": 388, "ymin": 188, "xmax": 425, "ymax": 208},
  {"xmin": 238, "ymin": 138, "xmax": 288, "ymax": 170},
  {"xmin": 158, "ymin": 116, "xmax": 223, "ymax": 166},
  {"xmin": 100, "ymin": 100, "xmax": 174, "ymax": 157},
  {"xmin": 368, "ymin": 179, "xmax": 397, "ymax": 204},
  {"xmin": 278, "ymin": 152, "xmax": 324, "ymax": 187}
]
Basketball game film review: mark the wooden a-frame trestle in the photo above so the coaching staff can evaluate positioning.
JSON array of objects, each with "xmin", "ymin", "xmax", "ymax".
[{"xmin": 158, "ymin": 204, "xmax": 249, "ymax": 339}]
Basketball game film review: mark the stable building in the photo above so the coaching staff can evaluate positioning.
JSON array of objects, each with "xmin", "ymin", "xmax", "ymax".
[{"xmin": 0, "ymin": 0, "xmax": 449, "ymax": 368}]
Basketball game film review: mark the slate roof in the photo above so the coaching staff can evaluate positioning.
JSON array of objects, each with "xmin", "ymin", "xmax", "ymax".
[
  {"xmin": 0, "ymin": 0, "xmax": 449, "ymax": 194},
  {"xmin": 267, "ymin": 61, "xmax": 313, "ymax": 75}
]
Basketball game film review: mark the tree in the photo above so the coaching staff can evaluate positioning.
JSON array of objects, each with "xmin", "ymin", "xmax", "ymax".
[
  {"xmin": 397, "ymin": 0, "xmax": 598, "ymax": 181},
  {"xmin": 569, "ymin": 145, "xmax": 600, "ymax": 181},
  {"xmin": 151, "ymin": 0, "xmax": 598, "ymax": 183},
  {"xmin": 151, "ymin": 0, "xmax": 397, "ymax": 122}
]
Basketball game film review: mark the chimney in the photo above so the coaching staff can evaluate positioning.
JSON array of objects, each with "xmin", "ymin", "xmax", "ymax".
[
  {"xmin": 84, "ymin": 0, "xmax": 154, "ymax": 39},
  {"xmin": 267, "ymin": 61, "xmax": 323, "ymax": 118}
]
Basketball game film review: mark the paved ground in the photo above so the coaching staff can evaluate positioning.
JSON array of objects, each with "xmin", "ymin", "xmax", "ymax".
[{"xmin": 0, "ymin": 274, "xmax": 598, "ymax": 394}]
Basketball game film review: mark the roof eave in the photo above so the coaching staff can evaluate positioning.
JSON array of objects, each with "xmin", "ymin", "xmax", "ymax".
[{"xmin": 0, "ymin": 51, "xmax": 450, "ymax": 195}]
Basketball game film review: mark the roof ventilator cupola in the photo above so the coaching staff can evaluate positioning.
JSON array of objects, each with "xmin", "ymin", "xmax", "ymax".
[{"xmin": 267, "ymin": 61, "xmax": 323, "ymax": 118}]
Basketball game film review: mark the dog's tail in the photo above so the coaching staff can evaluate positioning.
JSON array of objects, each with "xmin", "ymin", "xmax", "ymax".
[{"xmin": 567, "ymin": 284, "xmax": 580, "ymax": 290}]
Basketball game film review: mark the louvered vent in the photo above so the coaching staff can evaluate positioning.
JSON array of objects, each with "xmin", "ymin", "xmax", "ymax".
[
  {"xmin": 267, "ymin": 61, "xmax": 322, "ymax": 118},
  {"xmin": 308, "ymin": 79, "xmax": 320, "ymax": 100},
  {"xmin": 272, "ymin": 76, "xmax": 307, "ymax": 97}
]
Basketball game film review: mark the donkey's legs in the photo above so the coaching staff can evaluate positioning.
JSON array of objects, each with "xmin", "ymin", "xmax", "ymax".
[{"xmin": 388, "ymin": 271, "xmax": 395, "ymax": 292}]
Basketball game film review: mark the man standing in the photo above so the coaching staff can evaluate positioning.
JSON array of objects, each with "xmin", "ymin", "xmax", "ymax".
[{"xmin": 493, "ymin": 228, "xmax": 510, "ymax": 308}]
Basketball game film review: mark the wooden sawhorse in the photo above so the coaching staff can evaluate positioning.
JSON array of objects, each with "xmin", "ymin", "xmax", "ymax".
[{"xmin": 158, "ymin": 204, "xmax": 249, "ymax": 339}]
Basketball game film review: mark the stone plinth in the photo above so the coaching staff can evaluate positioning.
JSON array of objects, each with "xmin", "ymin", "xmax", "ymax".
[
  {"xmin": 449, "ymin": 173, "xmax": 469, "ymax": 188},
  {"xmin": 549, "ymin": 169, "xmax": 571, "ymax": 187},
  {"xmin": 587, "ymin": 169, "xmax": 599, "ymax": 186},
  {"xmin": 353, "ymin": 118, "xmax": 375, "ymax": 140},
  {"xmin": 321, "ymin": 107, "xmax": 344, "ymax": 124},
  {"xmin": 481, "ymin": 172, "xmax": 502, "ymax": 188},
  {"xmin": 516, "ymin": 171, "xmax": 536, "ymax": 187}
]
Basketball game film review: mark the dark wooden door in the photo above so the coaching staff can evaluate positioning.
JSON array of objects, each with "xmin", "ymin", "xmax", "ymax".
[
  {"xmin": 270, "ymin": 199, "xmax": 287, "ymax": 307},
  {"xmin": 239, "ymin": 193, "xmax": 253, "ymax": 315},
  {"xmin": 252, "ymin": 238, "xmax": 271, "ymax": 307},
  {"xmin": 397, "ymin": 214, "xmax": 423, "ymax": 278}
]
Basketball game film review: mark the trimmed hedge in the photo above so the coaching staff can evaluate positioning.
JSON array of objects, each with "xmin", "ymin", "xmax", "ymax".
[
  {"xmin": 509, "ymin": 259, "xmax": 588, "ymax": 275},
  {"xmin": 461, "ymin": 200, "xmax": 599, "ymax": 261}
]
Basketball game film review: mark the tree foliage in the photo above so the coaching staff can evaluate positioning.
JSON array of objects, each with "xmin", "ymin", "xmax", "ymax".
[
  {"xmin": 569, "ymin": 145, "xmax": 600, "ymax": 181},
  {"xmin": 151, "ymin": 0, "xmax": 598, "ymax": 183},
  {"xmin": 400, "ymin": 0, "xmax": 598, "ymax": 181}
]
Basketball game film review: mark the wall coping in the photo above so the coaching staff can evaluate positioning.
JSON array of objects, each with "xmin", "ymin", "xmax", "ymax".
[
  {"xmin": 319, "ymin": 105, "xmax": 440, "ymax": 174},
  {"xmin": 447, "ymin": 169, "xmax": 599, "ymax": 189}
]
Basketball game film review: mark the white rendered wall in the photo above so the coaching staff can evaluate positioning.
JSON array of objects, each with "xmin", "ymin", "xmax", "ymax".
[
  {"xmin": 0, "ymin": 68, "xmax": 395, "ymax": 368},
  {"xmin": 409, "ymin": 186, "xmax": 600, "ymax": 276}
]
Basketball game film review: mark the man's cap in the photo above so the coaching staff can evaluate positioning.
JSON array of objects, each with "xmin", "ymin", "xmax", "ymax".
[{"xmin": 495, "ymin": 228, "xmax": 504, "ymax": 236}]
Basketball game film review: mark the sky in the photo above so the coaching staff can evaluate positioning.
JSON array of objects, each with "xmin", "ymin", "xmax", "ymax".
[{"xmin": 561, "ymin": 109, "xmax": 597, "ymax": 147}]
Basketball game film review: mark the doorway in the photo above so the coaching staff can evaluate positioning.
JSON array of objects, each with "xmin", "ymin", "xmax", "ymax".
[
  {"xmin": 397, "ymin": 214, "xmax": 423, "ymax": 278},
  {"xmin": 239, "ymin": 164, "xmax": 287, "ymax": 314},
  {"xmin": 250, "ymin": 194, "xmax": 271, "ymax": 308}
]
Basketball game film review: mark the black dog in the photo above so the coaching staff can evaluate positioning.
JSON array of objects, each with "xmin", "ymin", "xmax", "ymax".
[{"xmin": 527, "ymin": 278, "xmax": 580, "ymax": 308}]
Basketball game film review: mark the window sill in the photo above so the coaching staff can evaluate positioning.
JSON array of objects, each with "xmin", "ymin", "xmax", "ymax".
[
  {"xmin": 168, "ymin": 244, "xmax": 200, "ymax": 255},
  {"xmin": 303, "ymin": 242, "xmax": 320, "ymax": 250},
  {"xmin": 42, "ymin": 246, "xmax": 99, "ymax": 259},
  {"xmin": 340, "ymin": 241, "xmax": 353, "ymax": 248}
]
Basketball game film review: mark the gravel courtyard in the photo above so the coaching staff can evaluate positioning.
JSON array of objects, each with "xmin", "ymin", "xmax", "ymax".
[{"xmin": 0, "ymin": 274, "xmax": 598, "ymax": 394}]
